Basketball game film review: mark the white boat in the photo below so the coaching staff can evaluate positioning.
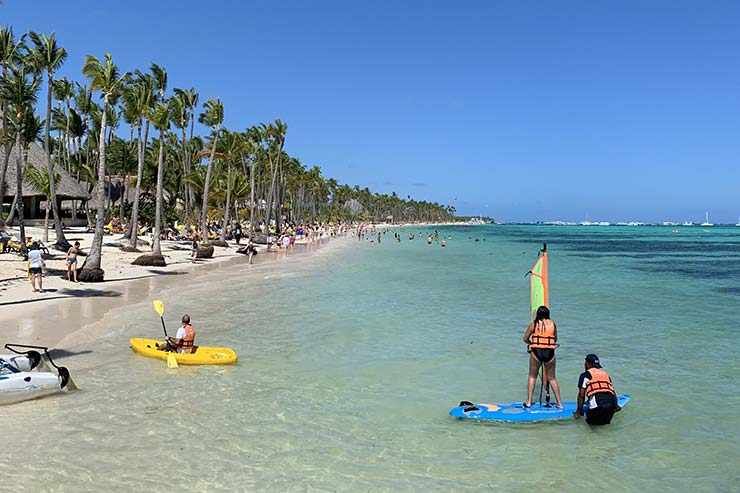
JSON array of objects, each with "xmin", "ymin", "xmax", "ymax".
[
  {"xmin": 736, "ymin": 216, "xmax": 740, "ymax": 227},
  {"xmin": 0, "ymin": 366, "xmax": 68, "ymax": 406},
  {"xmin": 700, "ymin": 212, "xmax": 713, "ymax": 227},
  {"xmin": 0, "ymin": 344, "xmax": 74, "ymax": 405},
  {"xmin": 683, "ymin": 221, "xmax": 693, "ymax": 226}
]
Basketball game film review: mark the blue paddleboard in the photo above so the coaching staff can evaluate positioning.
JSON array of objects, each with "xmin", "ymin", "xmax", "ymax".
[{"xmin": 449, "ymin": 394, "xmax": 630, "ymax": 423}]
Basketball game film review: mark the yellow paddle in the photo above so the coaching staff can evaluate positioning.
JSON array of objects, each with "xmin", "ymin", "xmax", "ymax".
[{"xmin": 152, "ymin": 300, "xmax": 178, "ymax": 369}]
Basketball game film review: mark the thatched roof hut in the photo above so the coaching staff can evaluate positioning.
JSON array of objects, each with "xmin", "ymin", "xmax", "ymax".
[{"xmin": 1, "ymin": 140, "xmax": 89, "ymax": 221}]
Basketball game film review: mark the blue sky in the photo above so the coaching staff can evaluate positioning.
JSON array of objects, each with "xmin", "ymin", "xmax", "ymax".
[{"xmin": 4, "ymin": 1, "xmax": 740, "ymax": 222}]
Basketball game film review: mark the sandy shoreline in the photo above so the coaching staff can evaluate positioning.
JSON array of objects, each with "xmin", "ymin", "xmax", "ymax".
[{"xmin": 0, "ymin": 225, "xmax": 337, "ymax": 351}]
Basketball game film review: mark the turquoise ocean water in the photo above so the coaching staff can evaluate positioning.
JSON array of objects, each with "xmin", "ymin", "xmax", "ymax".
[{"xmin": 3, "ymin": 225, "xmax": 740, "ymax": 491}]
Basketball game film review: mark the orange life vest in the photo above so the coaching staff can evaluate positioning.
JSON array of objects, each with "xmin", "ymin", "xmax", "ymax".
[
  {"xmin": 585, "ymin": 368, "xmax": 615, "ymax": 397},
  {"xmin": 529, "ymin": 319, "xmax": 556, "ymax": 349},
  {"xmin": 179, "ymin": 324, "xmax": 196, "ymax": 353}
]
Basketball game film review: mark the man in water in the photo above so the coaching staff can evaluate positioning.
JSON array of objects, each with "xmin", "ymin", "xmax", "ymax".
[
  {"xmin": 573, "ymin": 354, "xmax": 621, "ymax": 425},
  {"xmin": 160, "ymin": 314, "xmax": 196, "ymax": 354}
]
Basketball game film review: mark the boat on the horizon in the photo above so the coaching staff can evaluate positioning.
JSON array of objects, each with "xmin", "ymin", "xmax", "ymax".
[
  {"xmin": 736, "ymin": 216, "xmax": 740, "ymax": 227},
  {"xmin": 700, "ymin": 212, "xmax": 713, "ymax": 227}
]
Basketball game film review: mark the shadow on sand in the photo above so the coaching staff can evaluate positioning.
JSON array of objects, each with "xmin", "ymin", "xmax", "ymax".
[{"xmin": 0, "ymin": 287, "xmax": 122, "ymax": 307}]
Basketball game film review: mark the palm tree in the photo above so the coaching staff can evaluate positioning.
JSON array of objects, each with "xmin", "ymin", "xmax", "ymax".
[
  {"xmin": 52, "ymin": 76, "xmax": 74, "ymax": 171},
  {"xmin": 133, "ymin": 100, "xmax": 169, "ymax": 266},
  {"xmin": 25, "ymin": 160, "xmax": 60, "ymax": 241},
  {"xmin": 0, "ymin": 66, "xmax": 40, "ymax": 253},
  {"xmin": 215, "ymin": 130, "xmax": 245, "ymax": 241},
  {"xmin": 0, "ymin": 26, "xmax": 25, "ymax": 207},
  {"xmin": 27, "ymin": 32, "xmax": 70, "ymax": 248},
  {"xmin": 198, "ymin": 97, "xmax": 223, "ymax": 239},
  {"xmin": 172, "ymin": 87, "xmax": 198, "ymax": 217},
  {"xmin": 78, "ymin": 53, "xmax": 128, "ymax": 282},
  {"xmin": 123, "ymin": 75, "xmax": 152, "ymax": 250}
]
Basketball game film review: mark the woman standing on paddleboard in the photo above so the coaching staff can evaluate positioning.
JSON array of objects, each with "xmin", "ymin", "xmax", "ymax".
[{"xmin": 523, "ymin": 306, "xmax": 563, "ymax": 408}]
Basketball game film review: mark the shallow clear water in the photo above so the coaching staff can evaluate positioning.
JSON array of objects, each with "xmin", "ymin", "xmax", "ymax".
[{"xmin": 3, "ymin": 225, "xmax": 740, "ymax": 491}]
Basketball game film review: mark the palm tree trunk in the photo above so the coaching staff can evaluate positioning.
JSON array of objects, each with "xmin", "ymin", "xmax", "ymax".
[
  {"xmin": 127, "ymin": 122, "xmax": 144, "ymax": 249},
  {"xmin": 45, "ymin": 71, "xmax": 69, "ymax": 249},
  {"xmin": 80, "ymin": 93, "xmax": 109, "ymax": 279},
  {"xmin": 0, "ymin": 144, "xmax": 11, "ymax": 207},
  {"xmin": 180, "ymin": 125, "xmax": 189, "ymax": 217},
  {"xmin": 152, "ymin": 128, "xmax": 165, "ymax": 257},
  {"xmin": 65, "ymin": 97, "xmax": 71, "ymax": 172},
  {"xmin": 0, "ymin": 65, "xmax": 9, "ymax": 201},
  {"xmin": 249, "ymin": 158, "xmax": 255, "ymax": 238},
  {"xmin": 200, "ymin": 127, "xmax": 220, "ymax": 240},
  {"xmin": 220, "ymin": 163, "xmax": 232, "ymax": 241},
  {"xmin": 14, "ymin": 131, "xmax": 26, "ymax": 254},
  {"xmin": 6, "ymin": 191, "xmax": 17, "ymax": 225}
]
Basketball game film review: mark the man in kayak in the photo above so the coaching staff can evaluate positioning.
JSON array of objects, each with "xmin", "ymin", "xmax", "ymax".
[
  {"xmin": 573, "ymin": 354, "xmax": 621, "ymax": 425},
  {"xmin": 160, "ymin": 315, "xmax": 196, "ymax": 354}
]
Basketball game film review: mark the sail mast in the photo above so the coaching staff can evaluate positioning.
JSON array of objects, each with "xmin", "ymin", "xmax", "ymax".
[{"xmin": 529, "ymin": 243, "xmax": 549, "ymax": 321}]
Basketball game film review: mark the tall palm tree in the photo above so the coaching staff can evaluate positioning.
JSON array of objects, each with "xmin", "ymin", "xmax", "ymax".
[
  {"xmin": 25, "ymin": 160, "xmax": 59, "ymax": 241},
  {"xmin": 245, "ymin": 126, "xmax": 261, "ymax": 237},
  {"xmin": 198, "ymin": 97, "xmax": 223, "ymax": 239},
  {"xmin": 0, "ymin": 26, "xmax": 25, "ymax": 205},
  {"xmin": 150, "ymin": 101, "xmax": 169, "ymax": 258},
  {"xmin": 173, "ymin": 87, "xmax": 198, "ymax": 217},
  {"xmin": 28, "ymin": 31, "xmax": 69, "ymax": 249},
  {"xmin": 123, "ymin": 76, "xmax": 152, "ymax": 250},
  {"xmin": 52, "ymin": 76, "xmax": 74, "ymax": 171},
  {"xmin": 216, "ymin": 129, "xmax": 244, "ymax": 241},
  {"xmin": 79, "ymin": 53, "xmax": 128, "ymax": 282},
  {"xmin": 133, "ymin": 100, "xmax": 169, "ymax": 266},
  {"xmin": 262, "ymin": 119, "xmax": 287, "ymax": 233},
  {"xmin": 0, "ymin": 66, "xmax": 39, "ymax": 253}
]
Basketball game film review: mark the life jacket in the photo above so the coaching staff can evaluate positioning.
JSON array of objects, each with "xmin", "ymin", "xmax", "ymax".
[
  {"xmin": 529, "ymin": 319, "xmax": 556, "ymax": 349},
  {"xmin": 179, "ymin": 324, "xmax": 196, "ymax": 353},
  {"xmin": 585, "ymin": 368, "xmax": 615, "ymax": 397}
]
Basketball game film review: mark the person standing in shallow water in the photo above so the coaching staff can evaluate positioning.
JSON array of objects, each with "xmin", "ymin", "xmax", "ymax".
[
  {"xmin": 522, "ymin": 305, "xmax": 563, "ymax": 408},
  {"xmin": 574, "ymin": 354, "xmax": 621, "ymax": 425}
]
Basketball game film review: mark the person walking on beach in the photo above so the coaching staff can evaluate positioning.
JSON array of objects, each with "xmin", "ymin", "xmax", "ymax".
[
  {"xmin": 523, "ymin": 305, "xmax": 563, "ymax": 408},
  {"xmin": 191, "ymin": 237, "xmax": 198, "ymax": 263},
  {"xmin": 66, "ymin": 241, "xmax": 80, "ymax": 283},
  {"xmin": 159, "ymin": 314, "xmax": 196, "ymax": 354},
  {"xmin": 574, "ymin": 354, "xmax": 621, "ymax": 425},
  {"xmin": 27, "ymin": 242, "xmax": 44, "ymax": 292}
]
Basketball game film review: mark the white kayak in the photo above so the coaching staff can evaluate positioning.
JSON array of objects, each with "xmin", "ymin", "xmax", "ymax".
[
  {"xmin": 0, "ymin": 344, "xmax": 75, "ymax": 405},
  {"xmin": 0, "ymin": 367, "xmax": 67, "ymax": 406}
]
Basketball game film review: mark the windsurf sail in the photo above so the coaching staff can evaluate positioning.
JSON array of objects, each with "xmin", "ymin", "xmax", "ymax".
[{"xmin": 529, "ymin": 243, "xmax": 548, "ymax": 321}]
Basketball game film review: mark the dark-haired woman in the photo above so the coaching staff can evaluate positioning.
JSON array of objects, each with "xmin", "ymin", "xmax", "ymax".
[{"xmin": 523, "ymin": 305, "xmax": 563, "ymax": 408}]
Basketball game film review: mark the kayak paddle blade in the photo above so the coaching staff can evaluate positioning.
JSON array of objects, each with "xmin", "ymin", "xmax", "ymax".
[
  {"xmin": 153, "ymin": 300, "xmax": 165, "ymax": 317},
  {"xmin": 167, "ymin": 351, "xmax": 178, "ymax": 369}
]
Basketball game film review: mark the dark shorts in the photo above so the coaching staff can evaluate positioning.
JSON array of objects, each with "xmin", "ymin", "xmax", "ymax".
[
  {"xmin": 29, "ymin": 267, "xmax": 42, "ymax": 275},
  {"xmin": 586, "ymin": 393, "xmax": 618, "ymax": 426},
  {"xmin": 532, "ymin": 348, "xmax": 555, "ymax": 363}
]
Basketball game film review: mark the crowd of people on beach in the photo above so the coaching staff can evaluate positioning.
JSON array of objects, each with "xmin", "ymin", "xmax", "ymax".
[{"xmin": 1, "ymin": 214, "xmax": 356, "ymax": 294}]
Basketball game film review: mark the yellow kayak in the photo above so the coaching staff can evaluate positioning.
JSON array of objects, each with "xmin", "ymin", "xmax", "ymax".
[{"xmin": 129, "ymin": 338, "xmax": 237, "ymax": 365}]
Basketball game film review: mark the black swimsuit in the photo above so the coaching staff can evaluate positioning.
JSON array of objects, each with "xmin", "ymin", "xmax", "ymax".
[{"xmin": 532, "ymin": 348, "xmax": 555, "ymax": 363}]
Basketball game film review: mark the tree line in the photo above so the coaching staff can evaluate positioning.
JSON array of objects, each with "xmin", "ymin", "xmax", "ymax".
[{"xmin": 0, "ymin": 25, "xmax": 457, "ymax": 281}]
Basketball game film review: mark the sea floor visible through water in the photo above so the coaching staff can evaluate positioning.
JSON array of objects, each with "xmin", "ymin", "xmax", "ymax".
[{"xmin": 2, "ymin": 225, "xmax": 739, "ymax": 491}]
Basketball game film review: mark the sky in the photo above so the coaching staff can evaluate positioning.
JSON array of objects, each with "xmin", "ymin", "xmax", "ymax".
[{"xmin": 3, "ymin": 0, "xmax": 740, "ymax": 222}]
